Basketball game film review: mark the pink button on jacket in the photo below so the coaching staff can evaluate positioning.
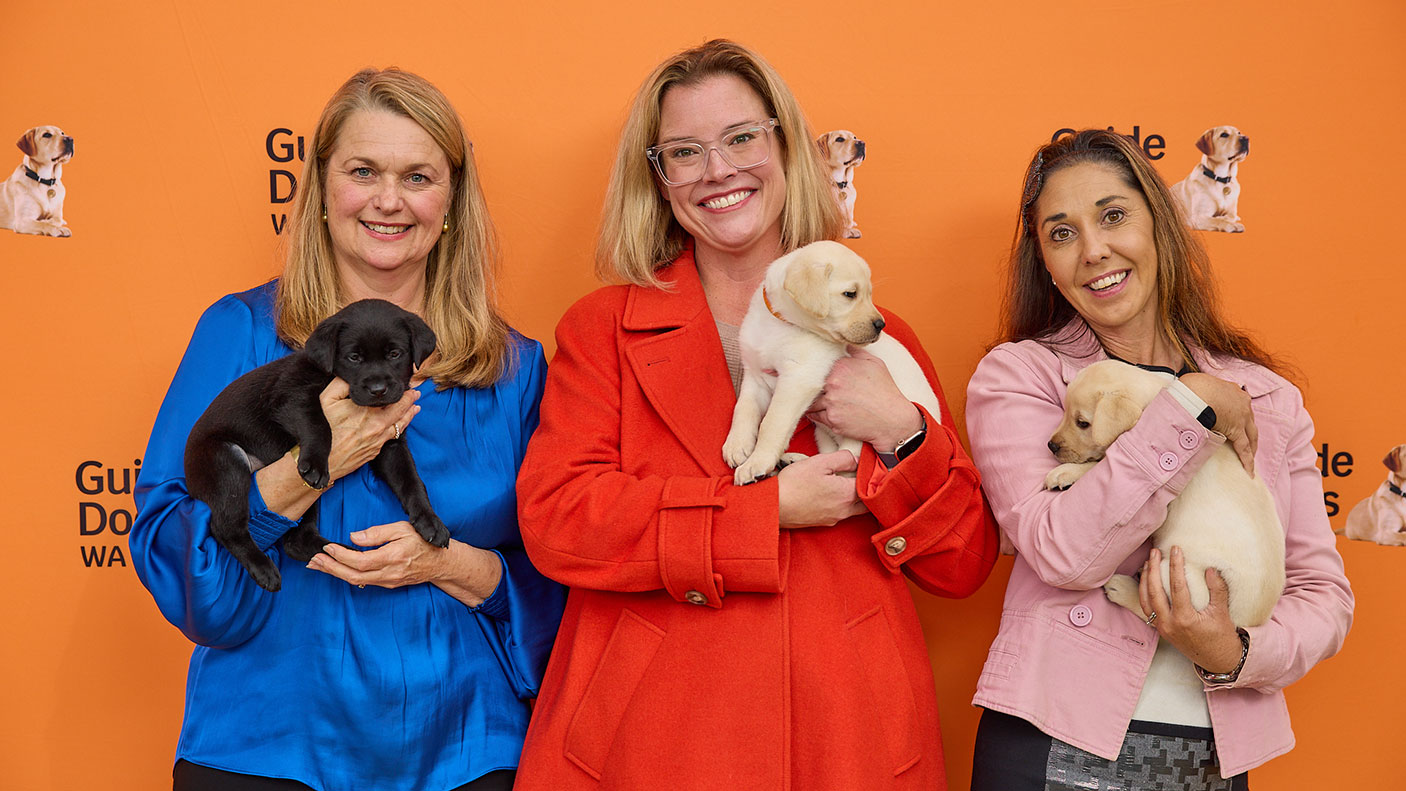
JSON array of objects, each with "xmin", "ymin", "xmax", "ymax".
[{"xmin": 965, "ymin": 322, "xmax": 1353, "ymax": 777}]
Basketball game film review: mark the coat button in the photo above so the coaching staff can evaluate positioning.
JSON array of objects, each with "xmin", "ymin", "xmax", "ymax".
[
  {"xmin": 684, "ymin": 590, "xmax": 707, "ymax": 605},
  {"xmin": 885, "ymin": 536, "xmax": 908, "ymax": 556},
  {"xmin": 1179, "ymin": 430, "xmax": 1199, "ymax": 450},
  {"xmin": 1069, "ymin": 605, "xmax": 1093, "ymax": 627},
  {"xmin": 1159, "ymin": 452, "xmax": 1179, "ymax": 471}
]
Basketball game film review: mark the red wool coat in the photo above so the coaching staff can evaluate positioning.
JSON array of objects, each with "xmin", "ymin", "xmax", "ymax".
[{"xmin": 515, "ymin": 249, "xmax": 998, "ymax": 790}]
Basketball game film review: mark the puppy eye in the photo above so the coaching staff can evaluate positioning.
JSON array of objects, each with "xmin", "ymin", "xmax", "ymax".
[
  {"xmin": 42, "ymin": 132, "xmax": 53, "ymax": 138},
  {"xmin": 842, "ymin": 290, "xmax": 857, "ymax": 299},
  {"xmin": 1220, "ymin": 132, "xmax": 1229, "ymax": 137},
  {"xmin": 346, "ymin": 352, "xmax": 362, "ymax": 363},
  {"xmin": 387, "ymin": 349, "xmax": 403, "ymax": 360},
  {"xmin": 1075, "ymin": 418, "xmax": 1091, "ymax": 430},
  {"xmin": 836, "ymin": 137, "xmax": 846, "ymax": 142}
]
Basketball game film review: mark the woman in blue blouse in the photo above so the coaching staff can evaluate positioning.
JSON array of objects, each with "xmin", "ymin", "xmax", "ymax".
[{"xmin": 131, "ymin": 68, "xmax": 564, "ymax": 791}]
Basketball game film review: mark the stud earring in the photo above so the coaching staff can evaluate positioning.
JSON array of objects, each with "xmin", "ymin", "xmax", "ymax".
[{"xmin": 442, "ymin": 216, "xmax": 450, "ymax": 233}]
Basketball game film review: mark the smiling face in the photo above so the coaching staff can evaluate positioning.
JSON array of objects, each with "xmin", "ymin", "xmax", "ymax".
[
  {"xmin": 656, "ymin": 73, "xmax": 787, "ymax": 262},
  {"xmin": 323, "ymin": 109, "xmax": 453, "ymax": 282},
  {"xmin": 1035, "ymin": 162, "xmax": 1161, "ymax": 347}
]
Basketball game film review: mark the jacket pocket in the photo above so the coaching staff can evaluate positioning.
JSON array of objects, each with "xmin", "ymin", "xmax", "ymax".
[
  {"xmin": 846, "ymin": 605, "xmax": 922, "ymax": 775},
  {"xmin": 564, "ymin": 609, "xmax": 666, "ymax": 780}
]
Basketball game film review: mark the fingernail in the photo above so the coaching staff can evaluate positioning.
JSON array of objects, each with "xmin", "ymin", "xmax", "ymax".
[{"xmin": 412, "ymin": 390, "xmax": 422, "ymax": 400}]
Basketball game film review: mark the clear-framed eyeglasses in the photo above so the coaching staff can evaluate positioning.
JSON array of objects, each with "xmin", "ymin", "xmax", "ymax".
[{"xmin": 646, "ymin": 118, "xmax": 780, "ymax": 187}]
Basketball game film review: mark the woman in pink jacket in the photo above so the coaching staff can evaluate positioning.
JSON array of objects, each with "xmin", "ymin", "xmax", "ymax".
[{"xmin": 965, "ymin": 128, "xmax": 1353, "ymax": 789}]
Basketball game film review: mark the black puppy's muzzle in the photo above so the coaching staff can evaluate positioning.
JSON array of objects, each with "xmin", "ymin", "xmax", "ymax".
[{"xmin": 352, "ymin": 379, "xmax": 405, "ymax": 407}]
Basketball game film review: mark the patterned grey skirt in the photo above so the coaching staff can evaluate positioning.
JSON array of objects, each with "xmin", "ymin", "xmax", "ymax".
[{"xmin": 970, "ymin": 708, "xmax": 1250, "ymax": 791}]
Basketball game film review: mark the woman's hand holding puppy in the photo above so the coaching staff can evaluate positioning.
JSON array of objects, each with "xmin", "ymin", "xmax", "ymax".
[
  {"xmin": 805, "ymin": 347, "xmax": 923, "ymax": 454},
  {"xmin": 1179, "ymin": 372, "xmax": 1258, "ymax": 475},
  {"xmin": 320, "ymin": 378, "xmax": 422, "ymax": 481},
  {"xmin": 1139, "ymin": 547, "xmax": 1246, "ymax": 675},
  {"xmin": 255, "ymin": 378, "xmax": 421, "ymax": 521},
  {"xmin": 306, "ymin": 523, "xmax": 504, "ymax": 606},
  {"xmin": 777, "ymin": 451, "xmax": 868, "ymax": 528}
]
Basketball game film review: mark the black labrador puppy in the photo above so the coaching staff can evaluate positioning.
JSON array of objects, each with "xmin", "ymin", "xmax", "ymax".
[{"xmin": 184, "ymin": 299, "xmax": 450, "ymax": 592}]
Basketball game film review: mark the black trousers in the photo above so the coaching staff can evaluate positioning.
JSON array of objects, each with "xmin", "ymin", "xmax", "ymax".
[{"xmin": 173, "ymin": 760, "xmax": 515, "ymax": 791}]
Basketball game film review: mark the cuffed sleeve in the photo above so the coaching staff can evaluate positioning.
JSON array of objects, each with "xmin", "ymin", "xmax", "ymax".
[
  {"xmin": 517, "ymin": 290, "xmax": 785, "ymax": 605},
  {"xmin": 853, "ymin": 312, "xmax": 999, "ymax": 599},
  {"xmin": 967, "ymin": 345, "xmax": 1223, "ymax": 591}
]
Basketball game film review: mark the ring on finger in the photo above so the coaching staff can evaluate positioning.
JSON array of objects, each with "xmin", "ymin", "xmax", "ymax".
[
  {"xmin": 358, "ymin": 583, "xmax": 366, "ymax": 589},
  {"xmin": 1145, "ymin": 611, "xmax": 1158, "ymax": 626},
  {"xmin": 393, "ymin": 422, "xmax": 401, "ymax": 440}
]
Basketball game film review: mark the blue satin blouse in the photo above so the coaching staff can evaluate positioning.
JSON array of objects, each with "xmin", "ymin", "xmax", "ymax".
[{"xmin": 130, "ymin": 282, "xmax": 565, "ymax": 790}]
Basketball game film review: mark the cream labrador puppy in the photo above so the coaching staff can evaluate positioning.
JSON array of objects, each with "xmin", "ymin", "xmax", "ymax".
[
  {"xmin": 723, "ymin": 241, "xmax": 940, "ymax": 485},
  {"xmin": 816, "ymin": 130, "xmax": 865, "ymax": 239},
  {"xmin": 1046, "ymin": 360, "xmax": 1284, "ymax": 627},
  {"xmin": 1341, "ymin": 444, "xmax": 1406, "ymax": 546},
  {"xmin": 1170, "ymin": 125, "xmax": 1249, "ymax": 233},
  {"xmin": 0, "ymin": 125, "xmax": 74, "ymax": 237}
]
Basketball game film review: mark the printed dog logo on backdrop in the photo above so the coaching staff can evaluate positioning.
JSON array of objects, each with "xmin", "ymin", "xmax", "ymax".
[
  {"xmin": 1339, "ymin": 444, "xmax": 1406, "ymax": 546},
  {"xmin": 817, "ymin": 130, "xmax": 865, "ymax": 239},
  {"xmin": 1170, "ymin": 125, "xmax": 1249, "ymax": 233},
  {"xmin": 0, "ymin": 125, "xmax": 74, "ymax": 237}
]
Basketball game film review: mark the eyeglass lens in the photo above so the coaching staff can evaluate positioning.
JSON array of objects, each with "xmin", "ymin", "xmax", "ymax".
[{"xmin": 656, "ymin": 124, "xmax": 771, "ymax": 184}]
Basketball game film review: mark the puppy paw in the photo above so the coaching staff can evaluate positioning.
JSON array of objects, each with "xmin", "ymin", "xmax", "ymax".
[
  {"xmin": 414, "ymin": 514, "xmax": 451, "ymax": 548},
  {"xmin": 281, "ymin": 528, "xmax": 335, "ymax": 563},
  {"xmin": 297, "ymin": 461, "xmax": 331, "ymax": 490},
  {"xmin": 1044, "ymin": 462, "xmax": 1094, "ymax": 491},
  {"xmin": 734, "ymin": 452, "xmax": 781, "ymax": 486},
  {"xmin": 778, "ymin": 452, "xmax": 808, "ymax": 468},
  {"xmin": 1103, "ymin": 574, "xmax": 1141, "ymax": 612},
  {"xmin": 722, "ymin": 430, "xmax": 757, "ymax": 469},
  {"xmin": 247, "ymin": 561, "xmax": 283, "ymax": 593}
]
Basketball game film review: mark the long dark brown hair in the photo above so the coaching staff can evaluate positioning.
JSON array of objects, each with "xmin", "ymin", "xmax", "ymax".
[{"xmin": 999, "ymin": 128, "xmax": 1288, "ymax": 379}]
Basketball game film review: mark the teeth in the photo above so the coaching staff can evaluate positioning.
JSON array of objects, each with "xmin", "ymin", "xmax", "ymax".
[
  {"xmin": 701, "ymin": 190, "xmax": 753, "ymax": 209},
  {"xmin": 363, "ymin": 222, "xmax": 408, "ymax": 234},
  {"xmin": 1088, "ymin": 271, "xmax": 1127, "ymax": 291}
]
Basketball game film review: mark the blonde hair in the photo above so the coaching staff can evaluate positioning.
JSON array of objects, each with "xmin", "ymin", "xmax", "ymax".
[
  {"xmin": 1001, "ymin": 128, "xmax": 1289, "ymax": 380},
  {"xmin": 277, "ymin": 67, "xmax": 510, "ymax": 388},
  {"xmin": 597, "ymin": 39, "xmax": 842, "ymax": 287}
]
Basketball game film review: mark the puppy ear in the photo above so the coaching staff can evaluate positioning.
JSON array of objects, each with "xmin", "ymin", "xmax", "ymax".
[
  {"xmin": 1386, "ymin": 446, "xmax": 1403, "ymax": 474},
  {"xmin": 1195, "ymin": 130, "xmax": 1214, "ymax": 156},
  {"xmin": 783, "ymin": 260, "xmax": 835, "ymax": 318},
  {"xmin": 1091, "ymin": 391, "xmax": 1142, "ymax": 449},
  {"xmin": 815, "ymin": 132, "xmax": 830, "ymax": 154},
  {"xmin": 303, "ymin": 317, "xmax": 343, "ymax": 373},
  {"xmin": 16, "ymin": 129, "xmax": 36, "ymax": 157},
  {"xmin": 405, "ymin": 314, "xmax": 438, "ymax": 366}
]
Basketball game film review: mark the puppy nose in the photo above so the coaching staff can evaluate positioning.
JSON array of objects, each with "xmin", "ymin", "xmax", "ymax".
[
  {"xmin": 367, "ymin": 382, "xmax": 388, "ymax": 397},
  {"xmin": 871, "ymin": 317, "xmax": 885, "ymax": 332},
  {"xmin": 1047, "ymin": 440, "xmax": 1060, "ymax": 454}
]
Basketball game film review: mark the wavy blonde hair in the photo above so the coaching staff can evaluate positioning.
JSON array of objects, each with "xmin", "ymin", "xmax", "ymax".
[
  {"xmin": 597, "ymin": 39, "xmax": 842, "ymax": 287},
  {"xmin": 277, "ymin": 67, "xmax": 509, "ymax": 388}
]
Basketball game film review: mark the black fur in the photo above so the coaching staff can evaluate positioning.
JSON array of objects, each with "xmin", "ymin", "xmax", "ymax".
[{"xmin": 184, "ymin": 299, "xmax": 447, "ymax": 592}]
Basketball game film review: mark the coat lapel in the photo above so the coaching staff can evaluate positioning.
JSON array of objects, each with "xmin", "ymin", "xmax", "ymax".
[{"xmin": 622, "ymin": 249, "xmax": 739, "ymax": 477}]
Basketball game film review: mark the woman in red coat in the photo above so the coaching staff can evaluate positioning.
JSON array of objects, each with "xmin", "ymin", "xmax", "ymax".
[{"xmin": 514, "ymin": 39, "xmax": 999, "ymax": 790}]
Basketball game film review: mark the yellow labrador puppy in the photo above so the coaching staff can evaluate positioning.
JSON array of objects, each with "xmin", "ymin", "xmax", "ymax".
[
  {"xmin": 1046, "ymin": 360, "xmax": 1284, "ymax": 627},
  {"xmin": 816, "ymin": 130, "xmax": 865, "ymax": 239},
  {"xmin": 0, "ymin": 125, "xmax": 74, "ymax": 237},
  {"xmin": 1170, "ymin": 125, "xmax": 1249, "ymax": 233},
  {"xmin": 1341, "ymin": 444, "xmax": 1406, "ymax": 546},
  {"xmin": 723, "ymin": 241, "xmax": 940, "ymax": 485}
]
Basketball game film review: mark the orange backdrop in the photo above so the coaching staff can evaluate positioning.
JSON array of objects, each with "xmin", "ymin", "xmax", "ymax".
[{"xmin": 2, "ymin": 1, "xmax": 1402, "ymax": 788}]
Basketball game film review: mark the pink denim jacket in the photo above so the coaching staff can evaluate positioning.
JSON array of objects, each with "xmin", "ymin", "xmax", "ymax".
[{"xmin": 965, "ymin": 322, "xmax": 1353, "ymax": 777}]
